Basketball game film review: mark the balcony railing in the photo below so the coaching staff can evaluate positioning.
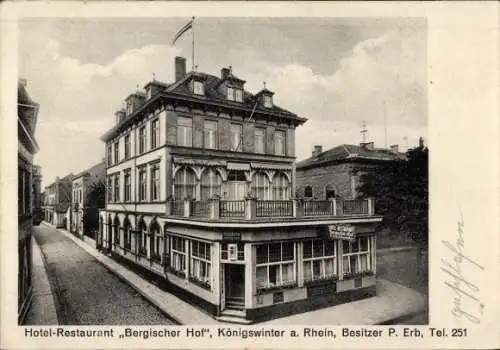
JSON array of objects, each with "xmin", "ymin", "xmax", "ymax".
[
  {"xmin": 166, "ymin": 197, "xmax": 375, "ymax": 221},
  {"xmin": 256, "ymin": 200, "xmax": 293, "ymax": 217},
  {"xmin": 220, "ymin": 200, "xmax": 245, "ymax": 218}
]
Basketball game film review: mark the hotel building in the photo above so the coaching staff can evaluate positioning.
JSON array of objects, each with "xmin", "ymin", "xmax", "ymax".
[{"xmin": 99, "ymin": 57, "xmax": 382, "ymax": 323}]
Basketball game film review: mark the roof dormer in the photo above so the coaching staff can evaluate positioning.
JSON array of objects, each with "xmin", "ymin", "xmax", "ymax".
[
  {"xmin": 255, "ymin": 83, "xmax": 274, "ymax": 108},
  {"xmin": 124, "ymin": 89, "xmax": 146, "ymax": 116},
  {"xmin": 144, "ymin": 78, "xmax": 169, "ymax": 100},
  {"xmin": 218, "ymin": 66, "xmax": 246, "ymax": 102},
  {"xmin": 115, "ymin": 108, "xmax": 126, "ymax": 124},
  {"xmin": 191, "ymin": 73, "xmax": 206, "ymax": 95}
]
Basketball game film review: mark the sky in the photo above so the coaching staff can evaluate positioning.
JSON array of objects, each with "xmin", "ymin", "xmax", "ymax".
[{"xmin": 19, "ymin": 17, "xmax": 427, "ymax": 187}]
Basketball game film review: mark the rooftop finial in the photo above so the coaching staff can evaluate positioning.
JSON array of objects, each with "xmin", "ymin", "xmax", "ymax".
[
  {"xmin": 194, "ymin": 65, "xmax": 198, "ymax": 71},
  {"xmin": 152, "ymin": 72, "xmax": 156, "ymax": 81},
  {"xmin": 263, "ymin": 81, "xmax": 267, "ymax": 89}
]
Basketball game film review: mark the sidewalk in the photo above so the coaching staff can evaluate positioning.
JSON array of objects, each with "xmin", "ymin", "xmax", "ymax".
[
  {"xmin": 25, "ymin": 235, "xmax": 59, "ymax": 325},
  {"xmin": 43, "ymin": 222, "xmax": 427, "ymax": 325}
]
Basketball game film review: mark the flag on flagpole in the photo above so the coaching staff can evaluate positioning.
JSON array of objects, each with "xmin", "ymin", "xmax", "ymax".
[{"xmin": 172, "ymin": 18, "xmax": 194, "ymax": 45}]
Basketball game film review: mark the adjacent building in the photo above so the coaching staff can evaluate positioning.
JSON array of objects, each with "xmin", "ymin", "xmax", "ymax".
[
  {"xmin": 98, "ymin": 57, "xmax": 382, "ymax": 323},
  {"xmin": 70, "ymin": 160, "xmax": 106, "ymax": 238},
  {"xmin": 44, "ymin": 173, "xmax": 73, "ymax": 228},
  {"xmin": 296, "ymin": 142, "xmax": 406, "ymax": 201},
  {"xmin": 18, "ymin": 78, "xmax": 40, "ymax": 324}
]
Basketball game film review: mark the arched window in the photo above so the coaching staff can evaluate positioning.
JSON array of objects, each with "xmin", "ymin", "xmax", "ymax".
[
  {"xmin": 251, "ymin": 172, "xmax": 270, "ymax": 200},
  {"xmin": 272, "ymin": 172, "xmax": 290, "ymax": 200},
  {"xmin": 325, "ymin": 184, "xmax": 336, "ymax": 199},
  {"xmin": 113, "ymin": 217, "xmax": 120, "ymax": 245},
  {"xmin": 200, "ymin": 168, "xmax": 222, "ymax": 200},
  {"xmin": 150, "ymin": 220, "xmax": 162, "ymax": 262},
  {"xmin": 173, "ymin": 167, "xmax": 196, "ymax": 199},
  {"xmin": 137, "ymin": 219, "xmax": 147, "ymax": 257},
  {"xmin": 123, "ymin": 217, "xmax": 131, "ymax": 250},
  {"xmin": 304, "ymin": 185, "xmax": 313, "ymax": 198}
]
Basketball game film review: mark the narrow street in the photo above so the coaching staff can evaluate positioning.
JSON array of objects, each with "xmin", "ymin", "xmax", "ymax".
[{"xmin": 32, "ymin": 224, "xmax": 176, "ymax": 325}]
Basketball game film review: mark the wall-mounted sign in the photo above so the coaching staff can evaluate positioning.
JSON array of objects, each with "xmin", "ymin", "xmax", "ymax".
[
  {"xmin": 223, "ymin": 232, "xmax": 242, "ymax": 241},
  {"xmin": 328, "ymin": 224, "xmax": 356, "ymax": 241},
  {"xmin": 228, "ymin": 244, "xmax": 238, "ymax": 261}
]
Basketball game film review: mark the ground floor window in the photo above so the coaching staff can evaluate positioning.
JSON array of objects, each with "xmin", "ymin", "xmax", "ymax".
[
  {"xmin": 190, "ymin": 240, "xmax": 211, "ymax": 288},
  {"xmin": 256, "ymin": 242, "xmax": 295, "ymax": 291},
  {"xmin": 170, "ymin": 236, "xmax": 186, "ymax": 276},
  {"xmin": 342, "ymin": 236, "xmax": 371, "ymax": 277},
  {"xmin": 303, "ymin": 239, "xmax": 337, "ymax": 283},
  {"xmin": 123, "ymin": 219, "xmax": 131, "ymax": 250},
  {"xmin": 150, "ymin": 221, "xmax": 161, "ymax": 262}
]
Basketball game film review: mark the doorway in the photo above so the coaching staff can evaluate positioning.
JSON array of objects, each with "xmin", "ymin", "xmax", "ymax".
[{"xmin": 224, "ymin": 264, "xmax": 245, "ymax": 310}]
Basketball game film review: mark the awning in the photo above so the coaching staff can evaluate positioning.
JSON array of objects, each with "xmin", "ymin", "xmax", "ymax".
[
  {"xmin": 251, "ymin": 162, "xmax": 291, "ymax": 171},
  {"xmin": 173, "ymin": 157, "xmax": 226, "ymax": 167},
  {"xmin": 227, "ymin": 162, "xmax": 250, "ymax": 171}
]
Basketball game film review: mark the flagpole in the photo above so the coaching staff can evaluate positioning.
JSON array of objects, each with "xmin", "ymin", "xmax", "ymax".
[{"xmin": 191, "ymin": 16, "xmax": 195, "ymax": 71}]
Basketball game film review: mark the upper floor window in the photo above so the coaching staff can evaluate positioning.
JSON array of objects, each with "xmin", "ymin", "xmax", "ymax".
[
  {"xmin": 203, "ymin": 120, "xmax": 217, "ymax": 149},
  {"xmin": 150, "ymin": 163, "xmax": 160, "ymax": 201},
  {"xmin": 139, "ymin": 126, "xmax": 146, "ymax": 154},
  {"xmin": 263, "ymin": 95, "xmax": 273, "ymax": 108},
  {"xmin": 251, "ymin": 172, "xmax": 270, "ymax": 200},
  {"xmin": 275, "ymin": 130, "xmax": 286, "ymax": 156},
  {"xmin": 138, "ymin": 167, "xmax": 147, "ymax": 202},
  {"xmin": 124, "ymin": 134, "xmax": 131, "ymax": 160},
  {"xmin": 177, "ymin": 117, "xmax": 192, "ymax": 147},
  {"xmin": 107, "ymin": 145, "xmax": 112, "ymax": 165},
  {"xmin": 124, "ymin": 170, "xmax": 131, "ymax": 202},
  {"xmin": 126, "ymin": 101, "xmax": 133, "ymax": 115},
  {"xmin": 114, "ymin": 141, "xmax": 120, "ymax": 164},
  {"xmin": 230, "ymin": 123, "xmax": 242, "ymax": 152},
  {"xmin": 173, "ymin": 167, "xmax": 196, "ymax": 200},
  {"xmin": 227, "ymin": 87, "xmax": 243, "ymax": 102},
  {"xmin": 272, "ymin": 172, "xmax": 289, "ymax": 200},
  {"xmin": 151, "ymin": 118, "xmax": 160, "ymax": 149},
  {"xmin": 200, "ymin": 168, "xmax": 222, "ymax": 200},
  {"xmin": 255, "ymin": 127, "xmax": 265, "ymax": 154},
  {"xmin": 193, "ymin": 81, "xmax": 204, "ymax": 95},
  {"xmin": 304, "ymin": 185, "xmax": 313, "ymax": 198},
  {"xmin": 107, "ymin": 177, "xmax": 113, "ymax": 202},
  {"xmin": 113, "ymin": 175, "xmax": 120, "ymax": 202}
]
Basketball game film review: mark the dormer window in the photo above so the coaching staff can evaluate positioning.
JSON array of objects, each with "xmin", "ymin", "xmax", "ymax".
[
  {"xmin": 263, "ymin": 95, "xmax": 273, "ymax": 108},
  {"xmin": 146, "ymin": 88, "xmax": 152, "ymax": 100},
  {"xmin": 227, "ymin": 86, "xmax": 243, "ymax": 102},
  {"xmin": 193, "ymin": 80, "xmax": 204, "ymax": 95},
  {"xmin": 126, "ymin": 101, "xmax": 133, "ymax": 115}
]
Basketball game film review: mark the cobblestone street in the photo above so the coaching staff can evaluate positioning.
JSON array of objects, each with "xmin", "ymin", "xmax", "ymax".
[{"xmin": 32, "ymin": 224, "xmax": 176, "ymax": 325}]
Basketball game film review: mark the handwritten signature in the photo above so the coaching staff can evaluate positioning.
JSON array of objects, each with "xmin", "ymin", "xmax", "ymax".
[{"xmin": 441, "ymin": 211, "xmax": 485, "ymax": 323}]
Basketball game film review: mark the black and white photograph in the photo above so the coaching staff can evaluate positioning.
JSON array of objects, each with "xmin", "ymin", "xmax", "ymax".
[
  {"xmin": 2, "ymin": 2, "xmax": 498, "ymax": 349},
  {"xmin": 18, "ymin": 15, "xmax": 428, "ymax": 326}
]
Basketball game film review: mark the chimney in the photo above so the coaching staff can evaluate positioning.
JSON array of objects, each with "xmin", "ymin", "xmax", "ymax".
[
  {"xmin": 221, "ymin": 67, "xmax": 230, "ymax": 80},
  {"xmin": 361, "ymin": 142, "xmax": 375, "ymax": 150},
  {"xmin": 175, "ymin": 56, "xmax": 187, "ymax": 81},
  {"xmin": 419, "ymin": 137, "xmax": 425, "ymax": 148},
  {"xmin": 390, "ymin": 144, "xmax": 399, "ymax": 153},
  {"xmin": 312, "ymin": 145, "xmax": 323, "ymax": 157}
]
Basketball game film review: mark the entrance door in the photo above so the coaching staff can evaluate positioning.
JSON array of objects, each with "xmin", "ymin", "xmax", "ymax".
[{"xmin": 224, "ymin": 264, "xmax": 245, "ymax": 310}]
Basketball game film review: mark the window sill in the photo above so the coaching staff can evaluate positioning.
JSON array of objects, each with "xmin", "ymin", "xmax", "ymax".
[
  {"xmin": 343, "ymin": 271, "xmax": 374, "ymax": 279},
  {"xmin": 256, "ymin": 282, "xmax": 297, "ymax": 295},
  {"xmin": 304, "ymin": 275, "xmax": 339, "ymax": 287},
  {"xmin": 188, "ymin": 277, "xmax": 211, "ymax": 291}
]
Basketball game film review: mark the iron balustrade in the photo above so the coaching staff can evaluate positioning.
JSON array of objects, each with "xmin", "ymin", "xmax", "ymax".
[
  {"xmin": 219, "ymin": 200, "xmax": 245, "ymax": 217},
  {"xmin": 342, "ymin": 199, "xmax": 369, "ymax": 215},
  {"xmin": 171, "ymin": 200, "xmax": 184, "ymax": 216},
  {"xmin": 256, "ymin": 200, "xmax": 293, "ymax": 217},
  {"xmin": 303, "ymin": 200, "xmax": 333, "ymax": 216},
  {"xmin": 190, "ymin": 201, "xmax": 211, "ymax": 218}
]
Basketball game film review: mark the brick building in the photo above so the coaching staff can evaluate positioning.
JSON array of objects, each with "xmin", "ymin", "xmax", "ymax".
[
  {"xmin": 296, "ymin": 142, "xmax": 405, "ymax": 201},
  {"xmin": 71, "ymin": 160, "xmax": 106, "ymax": 238},
  {"xmin": 98, "ymin": 57, "xmax": 382, "ymax": 323},
  {"xmin": 17, "ymin": 78, "xmax": 40, "ymax": 324}
]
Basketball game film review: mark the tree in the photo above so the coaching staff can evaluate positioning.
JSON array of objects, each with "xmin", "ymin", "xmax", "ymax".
[
  {"xmin": 353, "ymin": 140, "xmax": 428, "ymax": 276},
  {"xmin": 82, "ymin": 180, "xmax": 106, "ymax": 237}
]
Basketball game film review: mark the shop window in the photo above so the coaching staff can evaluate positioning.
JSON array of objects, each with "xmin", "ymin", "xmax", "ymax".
[
  {"xmin": 256, "ymin": 242, "xmax": 296, "ymax": 291},
  {"xmin": 342, "ymin": 236, "xmax": 372, "ymax": 278},
  {"xmin": 303, "ymin": 240, "xmax": 337, "ymax": 284},
  {"xmin": 190, "ymin": 240, "xmax": 212, "ymax": 289},
  {"xmin": 150, "ymin": 221, "xmax": 162, "ymax": 262},
  {"xmin": 170, "ymin": 236, "xmax": 186, "ymax": 276}
]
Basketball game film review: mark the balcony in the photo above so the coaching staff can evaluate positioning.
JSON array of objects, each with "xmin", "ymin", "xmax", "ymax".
[{"xmin": 166, "ymin": 197, "xmax": 376, "ymax": 222}]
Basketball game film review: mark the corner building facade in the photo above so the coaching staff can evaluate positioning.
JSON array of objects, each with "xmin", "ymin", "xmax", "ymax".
[{"xmin": 99, "ymin": 57, "xmax": 382, "ymax": 323}]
